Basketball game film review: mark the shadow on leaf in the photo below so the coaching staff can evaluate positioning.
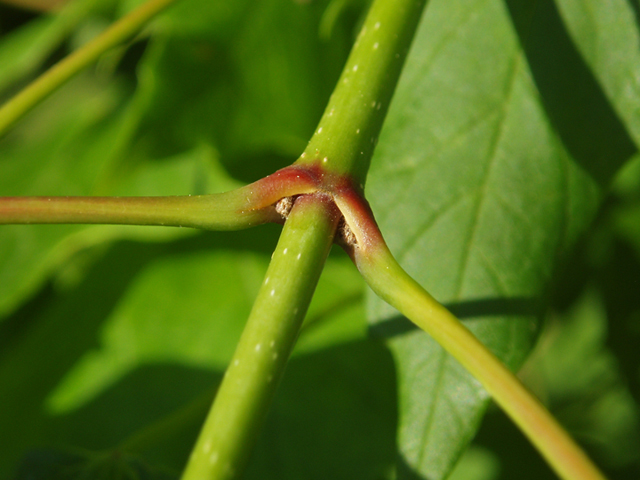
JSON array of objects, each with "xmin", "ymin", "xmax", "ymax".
[{"xmin": 505, "ymin": 0, "xmax": 637, "ymax": 187}]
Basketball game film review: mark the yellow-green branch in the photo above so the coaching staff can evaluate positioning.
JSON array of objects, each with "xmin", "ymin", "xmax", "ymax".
[{"xmin": 0, "ymin": 0, "xmax": 181, "ymax": 137}]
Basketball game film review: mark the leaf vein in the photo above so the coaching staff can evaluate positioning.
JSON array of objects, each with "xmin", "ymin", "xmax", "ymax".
[{"xmin": 452, "ymin": 51, "xmax": 524, "ymax": 301}]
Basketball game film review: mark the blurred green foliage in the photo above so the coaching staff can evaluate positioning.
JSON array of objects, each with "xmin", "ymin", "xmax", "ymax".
[{"xmin": 0, "ymin": 0, "xmax": 639, "ymax": 479}]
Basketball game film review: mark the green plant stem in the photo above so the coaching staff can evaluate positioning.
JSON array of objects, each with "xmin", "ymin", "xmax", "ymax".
[
  {"xmin": 0, "ymin": 0, "xmax": 180, "ymax": 137},
  {"xmin": 0, "ymin": 194, "xmax": 277, "ymax": 229},
  {"xmin": 181, "ymin": 194, "xmax": 340, "ymax": 480},
  {"xmin": 345, "ymin": 215, "xmax": 607, "ymax": 480},
  {"xmin": 296, "ymin": 0, "xmax": 426, "ymax": 185},
  {"xmin": 0, "ymin": 167, "xmax": 319, "ymax": 229}
]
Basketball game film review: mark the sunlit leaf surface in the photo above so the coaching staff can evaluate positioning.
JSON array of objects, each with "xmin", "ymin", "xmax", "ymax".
[
  {"xmin": 1, "ymin": 0, "xmax": 639, "ymax": 478},
  {"xmin": 367, "ymin": 0, "xmax": 639, "ymax": 477}
]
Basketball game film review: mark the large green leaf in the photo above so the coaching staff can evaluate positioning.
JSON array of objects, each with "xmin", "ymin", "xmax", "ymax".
[
  {"xmin": 366, "ymin": 0, "xmax": 638, "ymax": 478},
  {"xmin": 3, "ymin": 0, "xmax": 638, "ymax": 478}
]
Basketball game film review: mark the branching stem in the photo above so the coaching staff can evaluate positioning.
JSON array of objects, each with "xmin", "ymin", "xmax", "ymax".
[
  {"xmin": 0, "ymin": 0, "xmax": 610, "ymax": 478},
  {"xmin": 0, "ymin": 165, "xmax": 318, "ymax": 230}
]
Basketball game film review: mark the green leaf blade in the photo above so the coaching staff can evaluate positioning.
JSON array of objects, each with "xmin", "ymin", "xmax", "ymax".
[{"xmin": 366, "ymin": 0, "xmax": 635, "ymax": 477}]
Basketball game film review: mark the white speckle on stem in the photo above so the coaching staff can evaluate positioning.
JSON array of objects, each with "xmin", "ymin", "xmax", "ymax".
[
  {"xmin": 270, "ymin": 289, "xmax": 276, "ymax": 296},
  {"xmin": 317, "ymin": 127, "xmax": 323, "ymax": 134},
  {"xmin": 233, "ymin": 359, "xmax": 240, "ymax": 366},
  {"xmin": 301, "ymin": 152, "xmax": 306, "ymax": 158},
  {"xmin": 296, "ymin": 252, "xmax": 301, "ymax": 260},
  {"xmin": 329, "ymin": 108, "xmax": 335, "ymax": 116},
  {"xmin": 283, "ymin": 248, "xmax": 288, "ymax": 255},
  {"xmin": 376, "ymin": 102, "xmax": 382, "ymax": 110},
  {"xmin": 203, "ymin": 441, "xmax": 212, "ymax": 453},
  {"xmin": 371, "ymin": 101, "xmax": 377, "ymax": 108},
  {"xmin": 270, "ymin": 340, "xmax": 275, "ymax": 348},
  {"xmin": 323, "ymin": 157, "xmax": 328, "ymax": 163},
  {"xmin": 373, "ymin": 42, "xmax": 379, "ymax": 50},
  {"xmin": 265, "ymin": 277, "xmax": 269, "ymax": 285},
  {"xmin": 255, "ymin": 343, "xmax": 262, "ymax": 352},
  {"xmin": 374, "ymin": 21, "xmax": 381, "ymax": 30},
  {"xmin": 343, "ymin": 77, "xmax": 349, "ymax": 84},
  {"xmin": 352, "ymin": 65, "xmax": 358, "ymax": 72},
  {"xmin": 272, "ymin": 352, "xmax": 279, "ymax": 360},
  {"xmin": 209, "ymin": 452, "xmax": 219, "ymax": 464},
  {"xmin": 356, "ymin": 128, "xmax": 360, "ymax": 134}
]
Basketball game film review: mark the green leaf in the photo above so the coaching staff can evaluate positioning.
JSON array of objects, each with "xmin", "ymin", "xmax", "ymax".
[
  {"xmin": 366, "ymin": 0, "xmax": 638, "ymax": 477},
  {"xmin": 555, "ymin": 0, "xmax": 640, "ymax": 149},
  {"xmin": 0, "ymin": 226, "xmax": 366, "ymax": 476},
  {"xmin": 15, "ymin": 448, "xmax": 178, "ymax": 480},
  {"xmin": 125, "ymin": 0, "xmax": 353, "ymax": 181},
  {"xmin": 525, "ymin": 290, "xmax": 640, "ymax": 468},
  {"xmin": 0, "ymin": 240, "xmax": 173, "ymax": 478},
  {"xmin": 0, "ymin": 97, "xmax": 230, "ymax": 318},
  {"xmin": 46, "ymin": 248, "xmax": 364, "ymax": 411},
  {"xmin": 0, "ymin": 72, "xmax": 126, "ymax": 317},
  {"xmin": 247, "ymin": 339, "xmax": 397, "ymax": 480}
]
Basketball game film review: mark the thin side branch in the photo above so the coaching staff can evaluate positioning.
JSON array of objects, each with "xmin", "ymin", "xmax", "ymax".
[{"xmin": 0, "ymin": 165, "xmax": 320, "ymax": 230}]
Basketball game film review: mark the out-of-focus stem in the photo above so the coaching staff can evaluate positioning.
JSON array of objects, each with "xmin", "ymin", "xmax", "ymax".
[{"xmin": 0, "ymin": 0, "xmax": 180, "ymax": 137}]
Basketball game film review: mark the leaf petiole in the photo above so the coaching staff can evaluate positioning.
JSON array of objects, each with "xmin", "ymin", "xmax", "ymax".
[{"xmin": 335, "ymin": 189, "xmax": 608, "ymax": 480}]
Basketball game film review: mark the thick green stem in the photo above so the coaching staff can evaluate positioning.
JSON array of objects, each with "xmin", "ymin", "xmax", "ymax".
[
  {"xmin": 0, "ymin": 0, "xmax": 181, "ymax": 137},
  {"xmin": 180, "ymin": 194, "xmax": 340, "ymax": 480},
  {"xmin": 297, "ymin": 0, "xmax": 426, "ymax": 185},
  {"xmin": 335, "ymin": 193, "xmax": 607, "ymax": 480}
]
